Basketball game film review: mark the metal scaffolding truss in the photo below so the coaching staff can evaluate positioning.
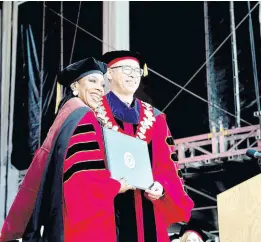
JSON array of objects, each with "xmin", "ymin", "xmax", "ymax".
[
  {"xmin": 176, "ymin": 124, "xmax": 261, "ymax": 166},
  {"xmin": 0, "ymin": 1, "xmax": 19, "ymax": 225}
]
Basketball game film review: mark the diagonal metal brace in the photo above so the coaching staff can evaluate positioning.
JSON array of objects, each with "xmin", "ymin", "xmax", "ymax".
[
  {"xmin": 192, "ymin": 206, "xmax": 217, "ymax": 211},
  {"xmin": 185, "ymin": 185, "xmax": 217, "ymax": 202}
]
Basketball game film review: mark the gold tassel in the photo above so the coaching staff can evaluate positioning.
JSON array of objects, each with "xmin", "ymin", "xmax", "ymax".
[
  {"xmin": 55, "ymin": 82, "xmax": 62, "ymax": 114},
  {"xmin": 143, "ymin": 63, "xmax": 148, "ymax": 77}
]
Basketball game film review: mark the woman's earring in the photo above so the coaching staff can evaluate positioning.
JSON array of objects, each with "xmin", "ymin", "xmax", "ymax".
[{"xmin": 73, "ymin": 89, "xmax": 79, "ymax": 96}]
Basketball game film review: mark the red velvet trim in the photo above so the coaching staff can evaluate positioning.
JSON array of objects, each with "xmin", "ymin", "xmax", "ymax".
[{"xmin": 108, "ymin": 57, "xmax": 139, "ymax": 67}]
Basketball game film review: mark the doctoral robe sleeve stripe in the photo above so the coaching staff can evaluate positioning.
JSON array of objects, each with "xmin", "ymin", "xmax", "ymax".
[
  {"xmin": 170, "ymin": 152, "xmax": 178, "ymax": 162},
  {"xmin": 165, "ymin": 136, "xmax": 175, "ymax": 146},
  {"xmin": 177, "ymin": 169, "xmax": 183, "ymax": 179},
  {"xmin": 66, "ymin": 141, "xmax": 100, "ymax": 160},
  {"xmin": 72, "ymin": 124, "xmax": 95, "ymax": 137},
  {"xmin": 63, "ymin": 160, "xmax": 105, "ymax": 182}
]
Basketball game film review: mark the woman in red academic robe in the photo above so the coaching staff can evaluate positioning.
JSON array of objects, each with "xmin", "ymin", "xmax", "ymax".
[{"xmin": 0, "ymin": 57, "xmax": 133, "ymax": 242}]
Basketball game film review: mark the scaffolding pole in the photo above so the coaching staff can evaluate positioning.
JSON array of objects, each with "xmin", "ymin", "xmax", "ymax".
[
  {"xmin": 55, "ymin": 1, "xmax": 64, "ymax": 112},
  {"xmin": 247, "ymin": 1, "xmax": 260, "ymax": 113},
  {"xmin": 60, "ymin": 1, "xmax": 64, "ymax": 96},
  {"xmin": 0, "ymin": 1, "xmax": 19, "ymax": 225},
  {"xmin": 230, "ymin": 2, "xmax": 241, "ymax": 128},
  {"xmin": 204, "ymin": 2, "xmax": 212, "ymax": 131},
  {"xmin": 39, "ymin": 1, "xmax": 46, "ymax": 146}
]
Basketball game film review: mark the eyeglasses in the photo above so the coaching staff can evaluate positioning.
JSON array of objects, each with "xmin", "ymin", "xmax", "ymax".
[{"xmin": 110, "ymin": 65, "xmax": 144, "ymax": 77}]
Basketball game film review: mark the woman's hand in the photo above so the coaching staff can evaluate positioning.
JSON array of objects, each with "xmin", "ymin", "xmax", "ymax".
[{"xmin": 118, "ymin": 178, "xmax": 136, "ymax": 193}]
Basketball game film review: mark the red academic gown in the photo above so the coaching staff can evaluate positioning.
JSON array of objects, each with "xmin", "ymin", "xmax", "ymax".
[
  {"xmin": 0, "ymin": 98, "xmax": 86, "ymax": 242},
  {"xmin": 62, "ymin": 110, "xmax": 121, "ymax": 242},
  {"xmin": 90, "ymin": 95, "xmax": 195, "ymax": 242}
]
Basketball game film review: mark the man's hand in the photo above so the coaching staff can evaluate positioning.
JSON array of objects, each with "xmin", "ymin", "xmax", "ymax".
[
  {"xmin": 145, "ymin": 181, "xmax": 164, "ymax": 201},
  {"xmin": 118, "ymin": 178, "xmax": 136, "ymax": 193}
]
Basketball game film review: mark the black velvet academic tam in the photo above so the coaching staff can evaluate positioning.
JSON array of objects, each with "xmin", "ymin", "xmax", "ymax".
[{"xmin": 58, "ymin": 57, "xmax": 107, "ymax": 87}]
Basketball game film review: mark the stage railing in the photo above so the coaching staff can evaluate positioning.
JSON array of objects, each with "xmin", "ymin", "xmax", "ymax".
[{"xmin": 175, "ymin": 125, "xmax": 261, "ymax": 165}]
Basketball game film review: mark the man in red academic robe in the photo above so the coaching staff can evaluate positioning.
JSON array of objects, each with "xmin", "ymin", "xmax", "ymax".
[{"xmin": 97, "ymin": 50, "xmax": 195, "ymax": 242}]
